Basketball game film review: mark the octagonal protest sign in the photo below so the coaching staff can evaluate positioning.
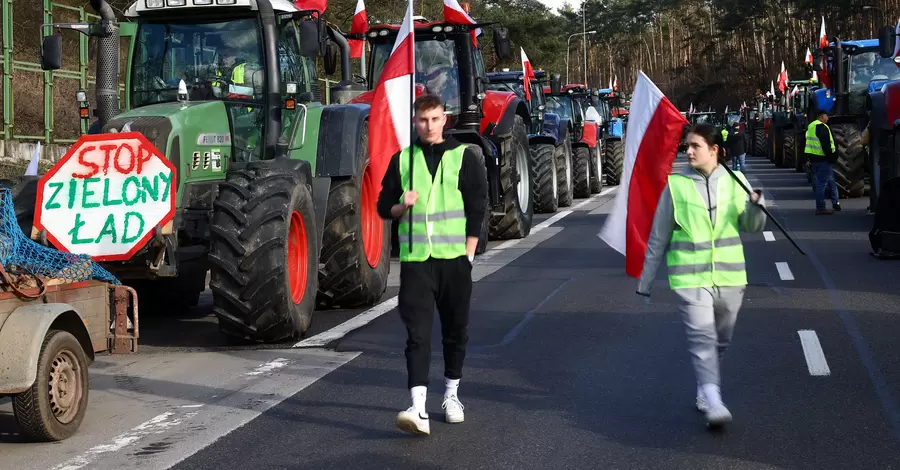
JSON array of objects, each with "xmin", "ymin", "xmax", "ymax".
[{"xmin": 34, "ymin": 132, "xmax": 177, "ymax": 262}]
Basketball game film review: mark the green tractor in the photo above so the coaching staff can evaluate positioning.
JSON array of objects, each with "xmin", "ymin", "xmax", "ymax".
[{"xmin": 33, "ymin": 0, "xmax": 390, "ymax": 342}]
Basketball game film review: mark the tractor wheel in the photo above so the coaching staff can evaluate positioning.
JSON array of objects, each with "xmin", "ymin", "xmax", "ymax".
[
  {"xmin": 489, "ymin": 115, "xmax": 534, "ymax": 240},
  {"xmin": 317, "ymin": 122, "xmax": 390, "ymax": 309},
  {"xmin": 604, "ymin": 139, "xmax": 625, "ymax": 186},
  {"xmin": 209, "ymin": 159, "xmax": 319, "ymax": 343},
  {"xmin": 0, "ymin": 176, "xmax": 38, "ymax": 237},
  {"xmin": 831, "ymin": 122, "xmax": 866, "ymax": 198},
  {"xmin": 556, "ymin": 137, "xmax": 574, "ymax": 207},
  {"xmin": 531, "ymin": 143, "xmax": 558, "ymax": 213},
  {"xmin": 13, "ymin": 329, "xmax": 89, "ymax": 442},
  {"xmin": 572, "ymin": 145, "xmax": 591, "ymax": 199},
  {"xmin": 589, "ymin": 145, "xmax": 603, "ymax": 194},
  {"xmin": 464, "ymin": 143, "xmax": 490, "ymax": 254},
  {"xmin": 783, "ymin": 131, "xmax": 796, "ymax": 170},
  {"xmin": 753, "ymin": 128, "xmax": 766, "ymax": 157},
  {"xmin": 796, "ymin": 135, "xmax": 807, "ymax": 172}
]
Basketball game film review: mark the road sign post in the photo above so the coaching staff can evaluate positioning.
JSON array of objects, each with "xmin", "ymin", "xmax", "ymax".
[{"xmin": 34, "ymin": 132, "xmax": 177, "ymax": 261}]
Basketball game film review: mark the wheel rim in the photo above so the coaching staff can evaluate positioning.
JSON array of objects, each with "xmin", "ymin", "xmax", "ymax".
[
  {"xmin": 566, "ymin": 145, "xmax": 573, "ymax": 191},
  {"xmin": 288, "ymin": 210, "xmax": 309, "ymax": 304},
  {"xmin": 49, "ymin": 349, "xmax": 82, "ymax": 425},
  {"xmin": 360, "ymin": 164, "xmax": 384, "ymax": 268},
  {"xmin": 516, "ymin": 142, "xmax": 530, "ymax": 212},
  {"xmin": 596, "ymin": 148, "xmax": 603, "ymax": 183},
  {"xmin": 551, "ymin": 150, "xmax": 558, "ymax": 197}
]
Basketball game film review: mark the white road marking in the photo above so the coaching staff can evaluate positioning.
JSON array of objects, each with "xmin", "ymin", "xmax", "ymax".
[
  {"xmin": 294, "ymin": 190, "xmax": 615, "ymax": 349},
  {"xmin": 764, "ymin": 231, "xmax": 775, "ymax": 242},
  {"xmin": 776, "ymin": 261, "xmax": 794, "ymax": 281},
  {"xmin": 798, "ymin": 330, "xmax": 831, "ymax": 376},
  {"xmin": 245, "ymin": 358, "xmax": 290, "ymax": 376},
  {"xmin": 179, "ymin": 404, "xmax": 204, "ymax": 408}
]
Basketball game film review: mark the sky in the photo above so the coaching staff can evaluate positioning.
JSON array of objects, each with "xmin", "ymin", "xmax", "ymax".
[{"xmin": 537, "ymin": 0, "xmax": 573, "ymax": 14}]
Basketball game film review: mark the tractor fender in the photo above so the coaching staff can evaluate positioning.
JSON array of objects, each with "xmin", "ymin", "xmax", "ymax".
[
  {"xmin": 812, "ymin": 88, "xmax": 834, "ymax": 115},
  {"xmin": 608, "ymin": 118, "xmax": 624, "ymax": 138},
  {"xmin": 0, "ymin": 304, "xmax": 94, "ymax": 395},
  {"xmin": 316, "ymin": 103, "xmax": 370, "ymax": 178},
  {"xmin": 558, "ymin": 118, "xmax": 573, "ymax": 138},
  {"xmin": 541, "ymin": 112, "xmax": 561, "ymax": 143},
  {"xmin": 348, "ymin": 90, "xmax": 374, "ymax": 106},
  {"xmin": 581, "ymin": 122, "xmax": 599, "ymax": 148},
  {"xmin": 480, "ymin": 91, "xmax": 530, "ymax": 137},
  {"xmin": 528, "ymin": 135, "xmax": 556, "ymax": 147},
  {"xmin": 879, "ymin": 81, "xmax": 900, "ymax": 132}
]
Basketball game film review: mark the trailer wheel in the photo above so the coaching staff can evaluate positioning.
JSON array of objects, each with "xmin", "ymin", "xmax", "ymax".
[
  {"xmin": 463, "ymin": 144, "xmax": 490, "ymax": 254},
  {"xmin": 589, "ymin": 145, "xmax": 603, "ymax": 194},
  {"xmin": 572, "ymin": 145, "xmax": 591, "ymax": 198},
  {"xmin": 209, "ymin": 160, "xmax": 319, "ymax": 342},
  {"xmin": 783, "ymin": 131, "xmax": 796, "ymax": 170},
  {"xmin": 832, "ymin": 122, "xmax": 866, "ymax": 198},
  {"xmin": 317, "ymin": 121, "xmax": 390, "ymax": 309},
  {"xmin": 13, "ymin": 329, "xmax": 89, "ymax": 442},
  {"xmin": 604, "ymin": 139, "xmax": 625, "ymax": 186},
  {"xmin": 531, "ymin": 143, "xmax": 558, "ymax": 213},
  {"xmin": 489, "ymin": 115, "xmax": 534, "ymax": 240},
  {"xmin": 556, "ymin": 137, "xmax": 574, "ymax": 207}
]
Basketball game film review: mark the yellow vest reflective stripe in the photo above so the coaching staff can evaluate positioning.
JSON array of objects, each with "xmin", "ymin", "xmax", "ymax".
[
  {"xmin": 666, "ymin": 173, "xmax": 748, "ymax": 289},
  {"xmin": 804, "ymin": 119, "xmax": 835, "ymax": 156},
  {"xmin": 212, "ymin": 63, "xmax": 246, "ymax": 87},
  {"xmin": 397, "ymin": 144, "xmax": 468, "ymax": 262}
]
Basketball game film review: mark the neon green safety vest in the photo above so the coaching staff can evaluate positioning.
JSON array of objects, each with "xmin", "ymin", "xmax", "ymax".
[
  {"xmin": 666, "ymin": 172, "xmax": 749, "ymax": 289},
  {"xmin": 721, "ymin": 129, "xmax": 728, "ymax": 142},
  {"xmin": 213, "ymin": 63, "xmax": 246, "ymax": 87},
  {"xmin": 804, "ymin": 119, "xmax": 836, "ymax": 156},
  {"xmin": 397, "ymin": 144, "xmax": 468, "ymax": 262}
]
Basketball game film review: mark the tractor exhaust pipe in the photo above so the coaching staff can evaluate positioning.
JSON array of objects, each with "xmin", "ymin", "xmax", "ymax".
[
  {"xmin": 89, "ymin": 0, "xmax": 120, "ymax": 129},
  {"xmin": 257, "ymin": 0, "xmax": 282, "ymax": 159},
  {"xmin": 328, "ymin": 28, "xmax": 352, "ymax": 83},
  {"xmin": 832, "ymin": 36, "xmax": 847, "ymax": 116}
]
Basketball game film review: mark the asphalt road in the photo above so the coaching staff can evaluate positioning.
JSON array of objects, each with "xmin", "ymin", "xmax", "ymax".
[{"xmin": 3, "ymin": 153, "xmax": 900, "ymax": 469}]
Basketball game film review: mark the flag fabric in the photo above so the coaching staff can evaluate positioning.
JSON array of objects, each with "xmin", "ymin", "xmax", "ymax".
[
  {"xmin": 294, "ymin": 0, "xmax": 327, "ymax": 14},
  {"xmin": 369, "ymin": 0, "xmax": 414, "ymax": 196},
  {"xmin": 778, "ymin": 61, "xmax": 788, "ymax": 93},
  {"xmin": 805, "ymin": 48, "xmax": 813, "ymax": 65},
  {"xmin": 598, "ymin": 71, "xmax": 688, "ymax": 278},
  {"xmin": 349, "ymin": 0, "xmax": 368, "ymax": 59},
  {"xmin": 770, "ymin": 80, "xmax": 775, "ymax": 97},
  {"xmin": 443, "ymin": 0, "xmax": 481, "ymax": 46},
  {"xmin": 25, "ymin": 142, "xmax": 41, "ymax": 176},
  {"xmin": 819, "ymin": 17, "xmax": 832, "ymax": 89},
  {"xmin": 520, "ymin": 47, "xmax": 535, "ymax": 101},
  {"xmin": 812, "ymin": 70, "xmax": 819, "ymax": 82}
]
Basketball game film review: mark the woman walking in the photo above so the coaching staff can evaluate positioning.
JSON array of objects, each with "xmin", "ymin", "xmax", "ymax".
[{"xmin": 636, "ymin": 123, "xmax": 767, "ymax": 428}]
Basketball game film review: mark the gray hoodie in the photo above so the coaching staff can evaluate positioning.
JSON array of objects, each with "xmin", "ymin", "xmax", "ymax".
[{"xmin": 636, "ymin": 164, "xmax": 767, "ymax": 294}]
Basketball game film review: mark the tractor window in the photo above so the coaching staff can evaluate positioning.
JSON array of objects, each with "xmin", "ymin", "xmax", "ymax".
[
  {"xmin": 372, "ymin": 39, "xmax": 461, "ymax": 113},
  {"xmin": 850, "ymin": 51, "xmax": 900, "ymax": 93},
  {"xmin": 131, "ymin": 18, "xmax": 265, "ymax": 108},
  {"xmin": 473, "ymin": 48, "xmax": 486, "ymax": 94},
  {"xmin": 278, "ymin": 20, "xmax": 307, "ymax": 144},
  {"xmin": 545, "ymin": 96, "xmax": 572, "ymax": 120}
]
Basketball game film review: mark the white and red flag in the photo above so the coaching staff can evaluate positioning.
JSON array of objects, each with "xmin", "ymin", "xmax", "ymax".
[
  {"xmin": 293, "ymin": 0, "xmax": 326, "ymax": 14},
  {"xmin": 818, "ymin": 17, "xmax": 832, "ymax": 89},
  {"xmin": 349, "ymin": 0, "xmax": 368, "ymax": 59},
  {"xmin": 369, "ymin": 0, "xmax": 415, "ymax": 195},
  {"xmin": 598, "ymin": 71, "xmax": 688, "ymax": 277},
  {"xmin": 778, "ymin": 61, "xmax": 788, "ymax": 93},
  {"xmin": 521, "ymin": 47, "xmax": 535, "ymax": 101},
  {"xmin": 443, "ymin": 0, "xmax": 481, "ymax": 46},
  {"xmin": 805, "ymin": 47, "xmax": 813, "ymax": 65}
]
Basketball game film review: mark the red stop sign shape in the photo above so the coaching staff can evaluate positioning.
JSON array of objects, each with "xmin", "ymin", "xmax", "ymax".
[{"xmin": 34, "ymin": 132, "xmax": 177, "ymax": 262}]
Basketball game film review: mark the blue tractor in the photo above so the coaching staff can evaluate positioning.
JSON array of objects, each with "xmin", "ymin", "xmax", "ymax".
[
  {"xmin": 812, "ymin": 37, "xmax": 900, "ymax": 198},
  {"xmin": 487, "ymin": 69, "xmax": 568, "ymax": 212},
  {"xmin": 594, "ymin": 88, "xmax": 626, "ymax": 185}
]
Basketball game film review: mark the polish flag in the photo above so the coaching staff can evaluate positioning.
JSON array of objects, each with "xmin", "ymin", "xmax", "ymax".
[
  {"xmin": 613, "ymin": 76, "xmax": 618, "ymax": 90},
  {"xmin": 294, "ymin": 0, "xmax": 326, "ymax": 14},
  {"xmin": 805, "ymin": 48, "xmax": 813, "ymax": 65},
  {"xmin": 778, "ymin": 61, "xmax": 788, "ymax": 93},
  {"xmin": 792, "ymin": 85, "xmax": 799, "ymax": 96},
  {"xmin": 812, "ymin": 70, "xmax": 818, "ymax": 82},
  {"xmin": 349, "ymin": 0, "xmax": 368, "ymax": 59},
  {"xmin": 521, "ymin": 47, "xmax": 535, "ymax": 101},
  {"xmin": 369, "ymin": 0, "xmax": 414, "ymax": 196},
  {"xmin": 818, "ymin": 17, "xmax": 832, "ymax": 89},
  {"xmin": 443, "ymin": 0, "xmax": 481, "ymax": 46},
  {"xmin": 598, "ymin": 72, "xmax": 688, "ymax": 277}
]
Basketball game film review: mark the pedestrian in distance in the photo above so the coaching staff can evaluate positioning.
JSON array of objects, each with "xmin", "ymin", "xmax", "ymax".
[
  {"xmin": 635, "ymin": 123, "xmax": 767, "ymax": 429},
  {"xmin": 729, "ymin": 123, "xmax": 747, "ymax": 172},
  {"xmin": 804, "ymin": 109, "xmax": 841, "ymax": 215},
  {"xmin": 377, "ymin": 94, "xmax": 488, "ymax": 436}
]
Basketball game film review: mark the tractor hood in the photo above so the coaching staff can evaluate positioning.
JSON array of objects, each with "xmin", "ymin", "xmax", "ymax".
[
  {"xmin": 869, "ymin": 78, "xmax": 894, "ymax": 94},
  {"xmin": 813, "ymin": 88, "xmax": 835, "ymax": 114}
]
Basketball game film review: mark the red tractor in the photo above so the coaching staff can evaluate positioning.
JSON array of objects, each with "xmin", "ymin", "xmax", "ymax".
[
  {"xmin": 543, "ymin": 82, "xmax": 602, "ymax": 199},
  {"xmin": 350, "ymin": 17, "xmax": 534, "ymax": 252}
]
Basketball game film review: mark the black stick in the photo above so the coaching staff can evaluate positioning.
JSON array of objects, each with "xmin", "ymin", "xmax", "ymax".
[
  {"xmin": 722, "ymin": 164, "xmax": 806, "ymax": 255},
  {"xmin": 408, "ymin": 81, "xmax": 415, "ymax": 251}
]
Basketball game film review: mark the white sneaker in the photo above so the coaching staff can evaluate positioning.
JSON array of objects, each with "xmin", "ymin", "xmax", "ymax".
[
  {"xmin": 396, "ymin": 407, "xmax": 430, "ymax": 435},
  {"xmin": 442, "ymin": 395, "xmax": 465, "ymax": 423},
  {"xmin": 695, "ymin": 386, "xmax": 709, "ymax": 412},
  {"xmin": 705, "ymin": 403, "xmax": 733, "ymax": 428}
]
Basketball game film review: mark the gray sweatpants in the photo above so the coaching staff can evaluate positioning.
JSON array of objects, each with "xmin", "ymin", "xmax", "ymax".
[{"xmin": 674, "ymin": 286, "xmax": 746, "ymax": 386}]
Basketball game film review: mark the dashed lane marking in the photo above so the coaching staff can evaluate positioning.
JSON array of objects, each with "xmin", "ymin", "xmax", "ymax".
[
  {"xmin": 776, "ymin": 261, "xmax": 794, "ymax": 281},
  {"xmin": 764, "ymin": 231, "xmax": 775, "ymax": 242},
  {"xmin": 798, "ymin": 330, "xmax": 831, "ymax": 376}
]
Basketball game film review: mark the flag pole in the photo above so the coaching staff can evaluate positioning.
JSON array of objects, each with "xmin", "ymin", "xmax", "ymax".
[
  {"xmin": 722, "ymin": 164, "xmax": 807, "ymax": 255},
  {"xmin": 408, "ymin": 13, "xmax": 415, "ymax": 251}
]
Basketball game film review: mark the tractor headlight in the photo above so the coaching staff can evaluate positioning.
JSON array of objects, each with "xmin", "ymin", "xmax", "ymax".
[
  {"xmin": 194, "ymin": 0, "xmax": 213, "ymax": 4},
  {"xmin": 217, "ymin": 0, "xmax": 237, "ymax": 4},
  {"xmin": 368, "ymin": 31, "xmax": 378, "ymax": 38},
  {"xmin": 432, "ymin": 26, "xmax": 442, "ymax": 32},
  {"xmin": 146, "ymin": 0, "xmax": 164, "ymax": 7},
  {"xmin": 167, "ymin": 0, "xmax": 186, "ymax": 5},
  {"xmin": 379, "ymin": 30, "xmax": 389, "ymax": 36}
]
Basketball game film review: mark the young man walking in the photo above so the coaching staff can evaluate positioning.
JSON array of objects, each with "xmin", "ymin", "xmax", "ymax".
[
  {"xmin": 377, "ymin": 94, "xmax": 488, "ymax": 436},
  {"xmin": 805, "ymin": 110, "xmax": 841, "ymax": 214},
  {"xmin": 729, "ymin": 123, "xmax": 747, "ymax": 172}
]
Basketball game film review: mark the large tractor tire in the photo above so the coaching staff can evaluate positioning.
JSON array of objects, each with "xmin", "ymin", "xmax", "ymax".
[
  {"xmin": 572, "ymin": 145, "xmax": 591, "ymax": 199},
  {"xmin": 317, "ymin": 122, "xmax": 390, "ymax": 309},
  {"xmin": 832, "ymin": 122, "xmax": 866, "ymax": 198},
  {"xmin": 460, "ymin": 143, "xmax": 490, "ymax": 254},
  {"xmin": 556, "ymin": 137, "xmax": 574, "ymax": 207},
  {"xmin": 783, "ymin": 131, "xmax": 796, "ymax": 170},
  {"xmin": 489, "ymin": 115, "xmax": 534, "ymax": 240},
  {"xmin": 753, "ymin": 128, "xmax": 766, "ymax": 157},
  {"xmin": 604, "ymin": 139, "xmax": 625, "ymax": 186},
  {"xmin": 589, "ymin": 144, "xmax": 603, "ymax": 194},
  {"xmin": 796, "ymin": 134, "xmax": 807, "ymax": 172},
  {"xmin": 531, "ymin": 143, "xmax": 558, "ymax": 213},
  {"xmin": 209, "ymin": 159, "xmax": 319, "ymax": 343}
]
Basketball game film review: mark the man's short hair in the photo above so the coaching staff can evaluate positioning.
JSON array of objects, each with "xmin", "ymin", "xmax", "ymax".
[
  {"xmin": 816, "ymin": 109, "xmax": 828, "ymax": 118},
  {"xmin": 414, "ymin": 94, "xmax": 444, "ymax": 114}
]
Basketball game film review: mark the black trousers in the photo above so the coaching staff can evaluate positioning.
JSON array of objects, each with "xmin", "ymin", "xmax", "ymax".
[{"xmin": 398, "ymin": 256, "xmax": 473, "ymax": 389}]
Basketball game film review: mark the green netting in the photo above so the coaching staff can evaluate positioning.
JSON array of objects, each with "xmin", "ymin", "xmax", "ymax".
[{"xmin": 0, "ymin": 188, "xmax": 120, "ymax": 284}]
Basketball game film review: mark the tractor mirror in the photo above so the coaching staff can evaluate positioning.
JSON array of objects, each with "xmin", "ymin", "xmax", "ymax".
[
  {"xmin": 493, "ymin": 28, "xmax": 512, "ymax": 60},
  {"xmin": 298, "ymin": 17, "xmax": 325, "ymax": 57},
  {"xmin": 550, "ymin": 73, "xmax": 562, "ymax": 95},
  {"xmin": 323, "ymin": 41, "xmax": 339, "ymax": 76},
  {"xmin": 879, "ymin": 26, "xmax": 895, "ymax": 58},
  {"xmin": 41, "ymin": 34, "xmax": 62, "ymax": 71}
]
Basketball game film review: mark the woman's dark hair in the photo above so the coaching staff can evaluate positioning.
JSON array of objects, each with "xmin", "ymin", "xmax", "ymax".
[{"xmin": 687, "ymin": 123, "xmax": 729, "ymax": 163}]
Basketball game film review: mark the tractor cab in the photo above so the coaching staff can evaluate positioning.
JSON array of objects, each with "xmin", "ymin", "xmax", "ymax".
[{"xmin": 486, "ymin": 69, "xmax": 547, "ymax": 135}]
